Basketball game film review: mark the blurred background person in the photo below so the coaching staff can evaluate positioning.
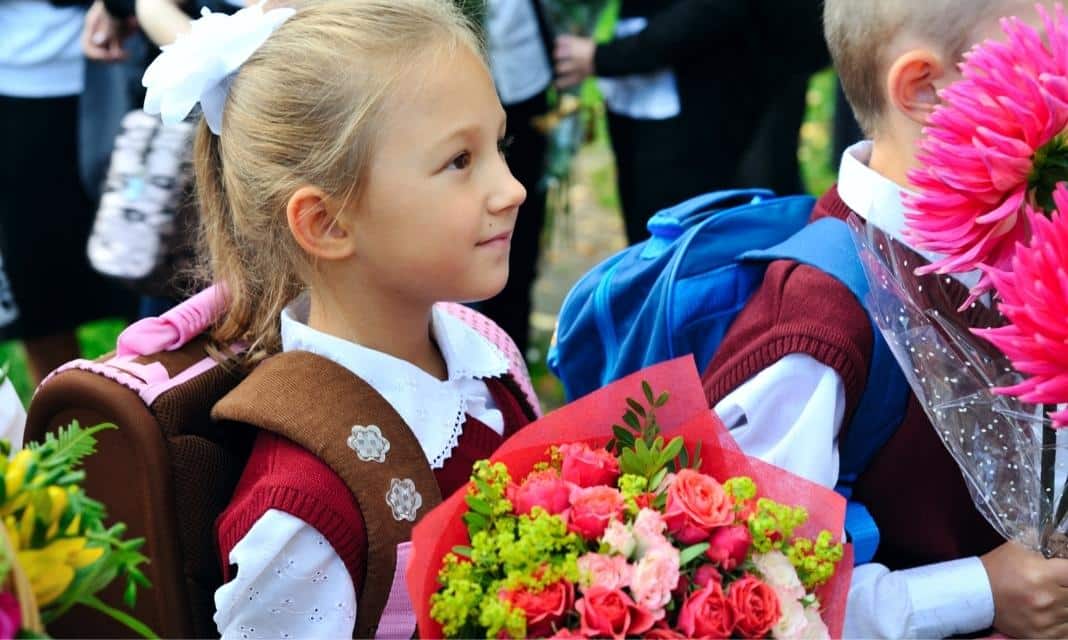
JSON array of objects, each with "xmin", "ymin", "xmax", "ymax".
[
  {"xmin": 0, "ymin": 0, "xmax": 135, "ymax": 384},
  {"xmin": 478, "ymin": 0, "xmax": 554, "ymax": 358},
  {"xmin": 554, "ymin": 0, "xmax": 826, "ymax": 243}
]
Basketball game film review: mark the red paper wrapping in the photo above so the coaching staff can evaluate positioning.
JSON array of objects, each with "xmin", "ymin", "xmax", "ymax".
[{"xmin": 408, "ymin": 356, "xmax": 852, "ymax": 638}]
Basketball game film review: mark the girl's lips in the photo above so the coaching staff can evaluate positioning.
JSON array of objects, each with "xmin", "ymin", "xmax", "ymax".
[{"xmin": 477, "ymin": 231, "xmax": 512, "ymax": 246}]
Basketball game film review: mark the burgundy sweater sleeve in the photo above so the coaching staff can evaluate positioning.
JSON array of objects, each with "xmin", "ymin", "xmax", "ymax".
[
  {"xmin": 701, "ymin": 260, "xmax": 874, "ymax": 422},
  {"xmin": 216, "ymin": 432, "xmax": 367, "ymax": 595}
]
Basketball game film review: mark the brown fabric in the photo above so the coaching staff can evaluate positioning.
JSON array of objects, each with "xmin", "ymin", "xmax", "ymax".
[
  {"xmin": 212, "ymin": 351, "xmax": 444, "ymax": 639},
  {"xmin": 24, "ymin": 338, "xmax": 250, "ymax": 638}
]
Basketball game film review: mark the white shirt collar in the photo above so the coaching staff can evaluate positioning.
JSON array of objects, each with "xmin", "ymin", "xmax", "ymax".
[
  {"xmin": 279, "ymin": 296, "xmax": 509, "ymax": 469},
  {"xmin": 837, "ymin": 141, "xmax": 981, "ymax": 290}
]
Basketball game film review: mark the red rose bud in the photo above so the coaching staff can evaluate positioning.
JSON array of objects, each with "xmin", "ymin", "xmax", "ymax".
[
  {"xmin": 576, "ymin": 586, "xmax": 658, "ymax": 640},
  {"xmin": 693, "ymin": 564, "xmax": 723, "ymax": 588},
  {"xmin": 500, "ymin": 579, "xmax": 574, "ymax": 638},
  {"xmin": 677, "ymin": 582, "xmax": 733, "ymax": 639},
  {"xmin": 633, "ymin": 492, "xmax": 655, "ymax": 510},
  {"xmin": 559, "ymin": 443, "xmax": 621, "ymax": 488},
  {"xmin": 727, "ymin": 574, "xmax": 781, "ymax": 639},
  {"xmin": 568, "ymin": 486, "xmax": 625, "ymax": 541},
  {"xmin": 509, "ymin": 469, "xmax": 572, "ymax": 517},
  {"xmin": 705, "ymin": 525, "xmax": 751, "ymax": 570}
]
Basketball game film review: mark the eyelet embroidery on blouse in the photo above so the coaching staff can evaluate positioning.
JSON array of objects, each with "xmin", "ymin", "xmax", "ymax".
[
  {"xmin": 347, "ymin": 424, "xmax": 390, "ymax": 463},
  {"xmin": 386, "ymin": 478, "xmax": 422, "ymax": 521}
]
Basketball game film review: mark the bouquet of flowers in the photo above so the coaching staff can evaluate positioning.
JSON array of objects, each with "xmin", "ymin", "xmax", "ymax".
[
  {"xmin": 0, "ymin": 421, "xmax": 152, "ymax": 638},
  {"xmin": 408, "ymin": 358, "xmax": 851, "ymax": 638},
  {"xmin": 851, "ymin": 3, "xmax": 1068, "ymax": 556}
]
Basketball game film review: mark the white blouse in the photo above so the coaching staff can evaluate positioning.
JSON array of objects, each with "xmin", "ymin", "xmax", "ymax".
[
  {"xmin": 214, "ymin": 300, "xmax": 509, "ymax": 638},
  {"xmin": 713, "ymin": 141, "xmax": 995, "ymax": 639}
]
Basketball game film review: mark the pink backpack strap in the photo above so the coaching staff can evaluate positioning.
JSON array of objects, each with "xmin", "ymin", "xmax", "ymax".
[{"xmin": 438, "ymin": 302, "xmax": 542, "ymax": 417}]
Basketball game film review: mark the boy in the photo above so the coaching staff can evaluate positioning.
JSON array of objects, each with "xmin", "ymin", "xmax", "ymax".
[{"xmin": 705, "ymin": 1, "xmax": 1068, "ymax": 637}]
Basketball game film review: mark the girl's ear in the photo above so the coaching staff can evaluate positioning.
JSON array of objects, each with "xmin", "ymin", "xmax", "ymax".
[
  {"xmin": 886, "ymin": 48, "xmax": 945, "ymax": 127},
  {"xmin": 285, "ymin": 186, "xmax": 356, "ymax": 260}
]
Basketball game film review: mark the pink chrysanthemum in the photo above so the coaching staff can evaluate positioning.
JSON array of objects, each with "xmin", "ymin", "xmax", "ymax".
[
  {"xmin": 906, "ymin": 4, "xmax": 1068, "ymax": 303},
  {"xmin": 974, "ymin": 184, "xmax": 1068, "ymax": 427}
]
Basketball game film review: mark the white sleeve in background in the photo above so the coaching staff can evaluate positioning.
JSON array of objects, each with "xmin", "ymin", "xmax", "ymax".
[
  {"xmin": 0, "ymin": 379, "xmax": 25, "ymax": 453},
  {"xmin": 214, "ymin": 509, "xmax": 356, "ymax": 639},
  {"xmin": 713, "ymin": 354, "xmax": 996, "ymax": 638}
]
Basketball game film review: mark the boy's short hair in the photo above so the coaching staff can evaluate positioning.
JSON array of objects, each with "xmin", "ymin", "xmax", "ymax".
[{"xmin": 824, "ymin": 0, "xmax": 1004, "ymax": 135}]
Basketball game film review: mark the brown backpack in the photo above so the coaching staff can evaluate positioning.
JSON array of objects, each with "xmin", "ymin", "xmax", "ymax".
[{"xmin": 24, "ymin": 287, "xmax": 541, "ymax": 638}]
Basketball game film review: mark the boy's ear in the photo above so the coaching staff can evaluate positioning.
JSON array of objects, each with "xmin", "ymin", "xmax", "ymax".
[
  {"xmin": 886, "ymin": 49, "xmax": 945, "ymax": 127},
  {"xmin": 285, "ymin": 186, "xmax": 355, "ymax": 261}
]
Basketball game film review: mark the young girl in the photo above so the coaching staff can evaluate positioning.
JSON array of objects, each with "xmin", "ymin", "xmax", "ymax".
[{"xmin": 141, "ymin": 1, "xmax": 537, "ymax": 636}]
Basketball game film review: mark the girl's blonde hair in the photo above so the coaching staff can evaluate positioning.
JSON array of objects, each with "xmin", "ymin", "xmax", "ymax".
[{"xmin": 193, "ymin": 0, "xmax": 481, "ymax": 363}]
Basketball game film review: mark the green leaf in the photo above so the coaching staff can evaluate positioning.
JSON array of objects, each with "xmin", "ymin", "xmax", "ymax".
[
  {"xmin": 692, "ymin": 440, "xmax": 703, "ymax": 469},
  {"xmin": 679, "ymin": 447, "xmax": 689, "ymax": 469},
  {"xmin": 613, "ymin": 425, "xmax": 635, "ymax": 444},
  {"xmin": 465, "ymin": 495, "xmax": 492, "ymax": 516},
  {"xmin": 655, "ymin": 392, "xmax": 670, "ymax": 407},
  {"xmin": 605, "ymin": 439, "xmax": 617, "ymax": 453},
  {"xmin": 451, "ymin": 545, "xmax": 473, "ymax": 558},
  {"xmin": 648, "ymin": 467, "xmax": 667, "ymax": 493},
  {"xmin": 626, "ymin": 398, "xmax": 647, "ymax": 418},
  {"xmin": 679, "ymin": 542, "xmax": 710, "ymax": 565},
  {"xmin": 642, "ymin": 381, "xmax": 655, "ymax": 404},
  {"xmin": 623, "ymin": 411, "xmax": 640, "ymax": 432},
  {"xmin": 659, "ymin": 437, "xmax": 684, "ymax": 467},
  {"xmin": 463, "ymin": 512, "xmax": 488, "ymax": 533}
]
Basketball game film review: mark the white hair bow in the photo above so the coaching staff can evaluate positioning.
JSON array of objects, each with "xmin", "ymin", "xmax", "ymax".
[{"xmin": 142, "ymin": 2, "xmax": 296, "ymax": 135}]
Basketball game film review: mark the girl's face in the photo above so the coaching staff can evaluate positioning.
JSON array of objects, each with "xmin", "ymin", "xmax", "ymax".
[{"xmin": 347, "ymin": 44, "xmax": 526, "ymax": 307}]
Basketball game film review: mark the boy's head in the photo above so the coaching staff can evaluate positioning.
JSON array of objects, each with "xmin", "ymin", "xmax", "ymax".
[{"xmin": 824, "ymin": 0, "xmax": 1045, "ymax": 177}]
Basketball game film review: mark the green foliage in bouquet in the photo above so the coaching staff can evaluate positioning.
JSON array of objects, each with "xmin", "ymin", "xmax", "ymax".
[{"xmin": 0, "ymin": 422, "xmax": 153, "ymax": 637}]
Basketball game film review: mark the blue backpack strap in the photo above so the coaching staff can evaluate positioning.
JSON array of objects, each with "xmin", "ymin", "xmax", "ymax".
[{"xmin": 739, "ymin": 217, "xmax": 910, "ymax": 564}]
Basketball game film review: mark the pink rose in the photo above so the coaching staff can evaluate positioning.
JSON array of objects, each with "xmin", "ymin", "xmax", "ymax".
[
  {"xmin": 600, "ymin": 520, "xmax": 636, "ymax": 558},
  {"xmin": 663, "ymin": 469, "xmax": 734, "ymax": 544},
  {"xmin": 629, "ymin": 544, "xmax": 680, "ymax": 612},
  {"xmin": 500, "ymin": 578, "xmax": 574, "ymax": 638},
  {"xmin": 569, "ymin": 486, "xmax": 625, "ymax": 541},
  {"xmin": 0, "ymin": 593, "xmax": 20, "ymax": 640},
  {"xmin": 549, "ymin": 628, "xmax": 584, "ymax": 639},
  {"xmin": 693, "ymin": 564, "xmax": 723, "ymax": 588},
  {"xmin": 677, "ymin": 582, "xmax": 734, "ymax": 639},
  {"xmin": 577, "ymin": 553, "xmax": 633, "ymax": 592},
  {"xmin": 632, "ymin": 508, "xmax": 669, "ymax": 557},
  {"xmin": 728, "ymin": 574, "xmax": 781, "ymax": 638},
  {"xmin": 559, "ymin": 443, "xmax": 621, "ymax": 488},
  {"xmin": 509, "ymin": 469, "xmax": 572, "ymax": 518},
  {"xmin": 705, "ymin": 524, "xmax": 751, "ymax": 570},
  {"xmin": 576, "ymin": 586, "xmax": 657, "ymax": 640}
]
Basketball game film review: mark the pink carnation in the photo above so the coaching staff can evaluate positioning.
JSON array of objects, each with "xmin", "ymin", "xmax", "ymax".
[
  {"xmin": 632, "ymin": 508, "xmax": 670, "ymax": 557},
  {"xmin": 577, "ymin": 553, "xmax": 633, "ymax": 592},
  {"xmin": 905, "ymin": 4, "xmax": 1068, "ymax": 304},
  {"xmin": 600, "ymin": 519, "xmax": 636, "ymax": 558},
  {"xmin": 628, "ymin": 543, "xmax": 680, "ymax": 613},
  {"xmin": 975, "ymin": 185, "xmax": 1068, "ymax": 427},
  {"xmin": 558, "ymin": 442, "xmax": 621, "ymax": 488}
]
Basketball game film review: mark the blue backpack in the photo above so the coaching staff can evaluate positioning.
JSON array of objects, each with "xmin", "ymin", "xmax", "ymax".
[{"xmin": 547, "ymin": 189, "xmax": 910, "ymax": 564}]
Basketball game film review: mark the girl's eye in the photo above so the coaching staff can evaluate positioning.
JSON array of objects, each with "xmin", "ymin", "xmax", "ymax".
[
  {"xmin": 498, "ymin": 135, "xmax": 515, "ymax": 157},
  {"xmin": 448, "ymin": 151, "xmax": 472, "ymax": 171}
]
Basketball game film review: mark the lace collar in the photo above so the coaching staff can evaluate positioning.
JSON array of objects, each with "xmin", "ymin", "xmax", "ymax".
[{"xmin": 279, "ymin": 296, "xmax": 509, "ymax": 469}]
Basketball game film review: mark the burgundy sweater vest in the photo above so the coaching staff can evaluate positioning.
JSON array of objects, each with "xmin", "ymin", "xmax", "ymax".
[
  {"xmin": 702, "ymin": 186, "xmax": 1002, "ymax": 570},
  {"xmin": 216, "ymin": 375, "xmax": 531, "ymax": 601}
]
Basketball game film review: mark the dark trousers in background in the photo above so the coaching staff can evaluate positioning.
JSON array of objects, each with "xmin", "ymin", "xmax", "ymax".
[
  {"xmin": 607, "ymin": 110, "xmax": 721, "ymax": 244},
  {"xmin": 735, "ymin": 72, "xmax": 811, "ymax": 196},
  {"xmin": 479, "ymin": 90, "xmax": 549, "ymax": 357}
]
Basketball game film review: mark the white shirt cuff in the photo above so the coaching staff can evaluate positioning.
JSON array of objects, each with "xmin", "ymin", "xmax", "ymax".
[{"xmin": 901, "ymin": 556, "xmax": 994, "ymax": 638}]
